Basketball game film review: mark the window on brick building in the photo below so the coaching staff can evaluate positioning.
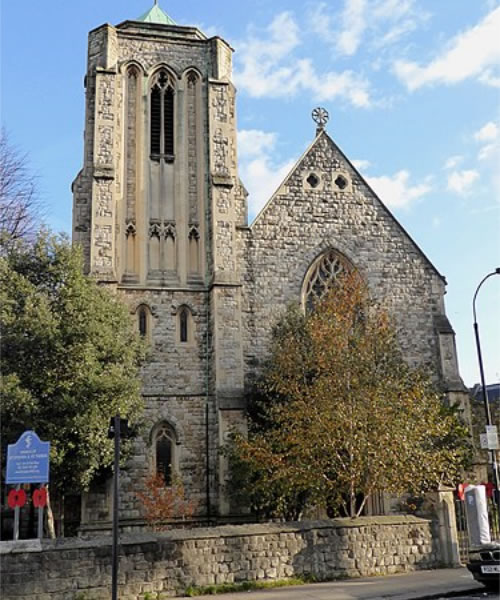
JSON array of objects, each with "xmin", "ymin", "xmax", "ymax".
[{"xmin": 150, "ymin": 70, "xmax": 175, "ymax": 159}]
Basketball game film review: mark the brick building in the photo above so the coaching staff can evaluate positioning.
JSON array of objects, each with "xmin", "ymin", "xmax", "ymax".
[{"xmin": 72, "ymin": 4, "xmax": 469, "ymax": 530}]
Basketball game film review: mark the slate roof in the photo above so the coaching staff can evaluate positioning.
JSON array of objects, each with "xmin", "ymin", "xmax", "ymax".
[{"xmin": 471, "ymin": 382, "xmax": 500, "ymax": 403}]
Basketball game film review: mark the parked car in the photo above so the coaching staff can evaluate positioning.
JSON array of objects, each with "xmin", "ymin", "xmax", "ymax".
[{"xmin": 467, "ymin": 542, "xmax": 500, "ymax": 591}]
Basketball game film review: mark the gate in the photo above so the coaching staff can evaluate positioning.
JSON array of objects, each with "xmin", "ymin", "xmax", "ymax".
[
  {"xmin": 454, "ymin": 485, "xmax": 499, "ymax": 564},
  {"xmin": 454, "ymin": 491, "xmax": 469, "ymax": 564}
]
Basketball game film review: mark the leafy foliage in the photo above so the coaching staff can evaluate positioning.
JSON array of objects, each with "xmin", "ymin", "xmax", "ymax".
[
  {"xmin": 0, "ymin": 233, "xmax": 145, "ymax": 494},
  {"xmin": 136, "ymin": 473, "xmax": 196, "ymax": 530},
  {"xmin": 228, "ymin": 273, "xmax": 472, "ymax": 518}
]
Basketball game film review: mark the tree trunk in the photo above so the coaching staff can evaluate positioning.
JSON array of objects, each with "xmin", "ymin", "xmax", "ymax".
[
  {"xmin": 60, "ymin": 494, "xmax": 65, "ymax": 538},
  {"xmin": 46, "ymin": 487, "xmax": 56, "ymax": 539},
  {"xmin": 355, "ymin": 494, "xmax": 369, "ymax": 518}
]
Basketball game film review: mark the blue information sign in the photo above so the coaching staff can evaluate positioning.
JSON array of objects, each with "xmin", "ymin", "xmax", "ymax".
[{"xmin": 6, "ymin": 430, "xmax": 50, "ymax": 484}]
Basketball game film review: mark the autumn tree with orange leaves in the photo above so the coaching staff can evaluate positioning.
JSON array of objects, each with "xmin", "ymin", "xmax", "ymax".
[
  {"xmin": 136, "ymin": 473, "xmax": 196, "ymax": 531},
  {"xmin": 228, "ymin": 273, "xmax": 471, "ymax": 519}
]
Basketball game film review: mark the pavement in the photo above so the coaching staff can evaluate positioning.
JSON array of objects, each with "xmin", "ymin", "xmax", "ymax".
[{"xmin": 178, "ymin": 568, "xmax": 489, "ymax": 600}]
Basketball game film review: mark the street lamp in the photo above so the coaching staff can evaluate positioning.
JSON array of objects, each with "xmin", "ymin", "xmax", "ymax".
[{"xmin": 472, "ymin": 267, "xmax": 500, "ymax": 505}]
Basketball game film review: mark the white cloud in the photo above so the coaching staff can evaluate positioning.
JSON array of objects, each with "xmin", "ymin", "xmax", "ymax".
[
  {"xmin": 366, "ymin": 169, "xmax": 432, "ymax": 209},
  {"xmin": 352, "ymin": 159, "xmax": 371, "ymax": 171},
  {"xmin": 478, "ymin": 68, "xmax": 500, "ymax": 87},
  {"xmin": 308, "ymin": 0, "xmax": 427, "ymax": 56},
  {"xmin": 473, "ymin": 120, "xmax": 500, "ymax": 161},
  {"xmin": 394, "ymin": 7, "xmax": 500, "ymax": 90},
  {"xmin": 234, "ymin": 12, "xmax": 372, "ymax": 107},
  {"xmin": 474, "ymin": 121, "xmax": 499, "ymax": 142},
  {"xmin": 372, "ymin": 0, "xmax": 429, "ymax": 48},
  {"xmin": 444, "ymin": 155, "xmax": 464, "ymax": 170},
  {"xmin": 238, "ymin": 130, "xmax": 277, "ymax": 159},
  {"xmin": 337, "ymin": 0, "xmax": 367, "ymax": 56},
  {"xmin": 447, "ymin": 170, "xmax": 480, "ymax": 195},
  {"xmin": 237, "ymin": 129, "xmax": 296, "ymax": 220},
  {"xmin": 478, "ymin": 143, "xmax": 497, "ymax": 161}
]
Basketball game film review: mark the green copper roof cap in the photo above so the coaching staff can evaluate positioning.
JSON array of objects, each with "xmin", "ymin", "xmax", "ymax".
[{"xmin": 136, "ymin": 2, "xmax": 176, "ymax": 25}]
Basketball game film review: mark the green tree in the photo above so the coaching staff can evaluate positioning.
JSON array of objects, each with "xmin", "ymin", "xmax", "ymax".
[
  {"xmin": 228, "ymin": 273, "xmax": 472, "ymax": 519},
  {"xmin": 1, "ymin": 233, "xmax": 145, "ymax": 525}
]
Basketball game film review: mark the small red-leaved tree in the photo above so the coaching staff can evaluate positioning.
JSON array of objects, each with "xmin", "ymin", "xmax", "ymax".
[{"xmin": 136, "ymin": 473, "xmax": 196, "ymax": 531}]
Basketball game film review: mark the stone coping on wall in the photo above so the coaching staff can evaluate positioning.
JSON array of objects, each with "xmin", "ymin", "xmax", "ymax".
[
  {"xmin": 1, "ymin": 516, "xmax": 441, "ymax": 599},
  {"xmin": 1, "ymin": 515, "xmax": 430, "ymax": 553}
]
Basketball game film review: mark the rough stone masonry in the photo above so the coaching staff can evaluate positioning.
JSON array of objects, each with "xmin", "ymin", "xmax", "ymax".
[
  {"xmin": 71, "ymin": 6, "xmax": 470, "ymax": 528},
  {"xmin": 0, "ymin": 517, "xmax": 442, "ymax": 599}
]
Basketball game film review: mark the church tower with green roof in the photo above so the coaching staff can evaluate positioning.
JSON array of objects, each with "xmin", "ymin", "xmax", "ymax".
[{"xmin": 73, "ymin": 2, "xmax": 248, "ymax": 528}]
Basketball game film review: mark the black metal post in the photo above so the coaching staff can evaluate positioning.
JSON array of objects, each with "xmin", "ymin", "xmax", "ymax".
[
  {"xmin": 473, "ymin": 268, "xmax": 500, "ymax": 506},
  {"xmin": 111, "ymin": 414, "xmax": 120, "ymax": 600}
]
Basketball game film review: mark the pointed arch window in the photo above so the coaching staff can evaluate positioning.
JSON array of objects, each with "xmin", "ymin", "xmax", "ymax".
[
  {"xmin": 303, "ymin": 250, "xmax": 354, "ymax": 313},
  {"xmin": 150, "ymin": 70, "xmax": 175, "ymax": 160},
  {"xmin": 179, "ymin": 308, "xmax": 189, "ymax": 343},
  {"xmin": 176, "ymin": 305, "xmax": 194, "ymax": 345},
  {"xmin": 154, "ymin": 423, "xmax": 176, "ymax": 486},
  {"xmin": 136, "ymin": 304, "xmax": 152, "ymax": 340}
]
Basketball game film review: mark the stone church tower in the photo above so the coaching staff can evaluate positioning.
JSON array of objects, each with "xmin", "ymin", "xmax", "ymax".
[{"xmin": 73, "ymin": 4, "xmax": 469, "ymax": 529}]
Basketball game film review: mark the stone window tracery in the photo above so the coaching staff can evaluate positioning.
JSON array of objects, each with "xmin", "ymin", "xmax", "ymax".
[
  {"xmin": 307, "ymin": 173, "xmax": 320, "ymax": 188},
  {"xmin": 188, "ymin": 225, "xmax": 200, "ymax": 275},
  {"xmin": 154, "ymin": 423, "xmax": 176, "ymax": 486},
  {"xmin": 303, "ymin": 250, "xmax": 353, "ymax": 312},
  {"xmin": 150, "ymin": 70, "xmax": 175, "ymax": 160}
]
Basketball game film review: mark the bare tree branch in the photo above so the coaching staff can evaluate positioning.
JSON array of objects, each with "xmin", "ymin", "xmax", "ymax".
[{"xmin": 0, "ymin": 129, "xmax": 42, "ymax": 252}]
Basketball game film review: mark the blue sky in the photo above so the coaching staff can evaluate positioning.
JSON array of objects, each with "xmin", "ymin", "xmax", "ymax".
[{"xmin": 1, "ymin": 1, "xmax": 499, "ymax": 388}]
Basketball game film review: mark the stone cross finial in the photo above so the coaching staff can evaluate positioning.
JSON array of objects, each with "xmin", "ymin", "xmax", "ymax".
[{"xmin": 312, "ymin": 107, "xmax": 329, "ymax": 133}]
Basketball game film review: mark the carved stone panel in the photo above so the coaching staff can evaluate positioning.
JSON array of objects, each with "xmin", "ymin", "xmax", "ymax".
[{"xmin": 93, "ymin": 225, "xmax": 113, "ymax": 269}]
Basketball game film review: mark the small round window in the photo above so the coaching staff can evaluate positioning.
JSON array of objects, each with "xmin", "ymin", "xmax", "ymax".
[
  {"xmin": 306, "ymin": 173, "xmax": 320, "ymax": 188},
  {"xmin": 334, "ymin": 174, "xmax": 348, "ymax": 190}
]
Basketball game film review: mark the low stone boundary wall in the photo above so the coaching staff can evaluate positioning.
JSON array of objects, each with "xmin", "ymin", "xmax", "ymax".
[{"xmin": 1, "ymin": 516, "xmax": 442, "ymax": 599}]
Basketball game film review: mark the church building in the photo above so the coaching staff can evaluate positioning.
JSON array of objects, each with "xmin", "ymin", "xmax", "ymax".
[{"xmin": 72, "ymin": 3, "xmax": 469, "ymax": 530}]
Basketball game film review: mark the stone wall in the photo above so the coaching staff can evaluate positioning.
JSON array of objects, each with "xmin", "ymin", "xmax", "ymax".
[
  {"xmin": 1, "ymin": 517, "xmax": 443, "ymax": 599},
  {"xmin": 243, "ymin": 133, "xmax": 447, "ymax": 387}
]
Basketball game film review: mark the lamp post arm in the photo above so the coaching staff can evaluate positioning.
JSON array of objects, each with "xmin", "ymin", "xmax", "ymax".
[
  {"xmin": 473, "ymin": 270, "xmax": 499, "ymax": 325},
  {"xmin": 472, "ymin": 268, "xmax": 500, "ymax": 424}
]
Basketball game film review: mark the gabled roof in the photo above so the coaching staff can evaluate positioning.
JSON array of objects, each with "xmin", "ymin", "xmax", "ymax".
[
  {"xmin": 250, "ymin": 128, "xmax": 446, "ymax": 283},
  {"xmin": 136, "ymin": 2, "xmax": 176, "ymax": 25}
]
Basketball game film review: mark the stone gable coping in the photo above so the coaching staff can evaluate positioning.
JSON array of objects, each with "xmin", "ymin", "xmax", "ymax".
[{"xmin": 250, "ymin": 130, "xmax": 445, "ymax": 284}]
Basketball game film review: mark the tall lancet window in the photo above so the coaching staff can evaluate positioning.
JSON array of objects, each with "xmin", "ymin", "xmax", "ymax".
[
  {"xmin": 124, "ymin": 66, "xmax": 140, "ymax": 281},
  {"xmin": 153, "ymin": 423, "xmax": 176, "ymax": 486},
  {"xmin": 150, "ymin": 70, "xmax": 175, "ymax": 160},
  {"xmin": 186, "ymin": 71, "xmax": 200, "ymax": 224}
]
